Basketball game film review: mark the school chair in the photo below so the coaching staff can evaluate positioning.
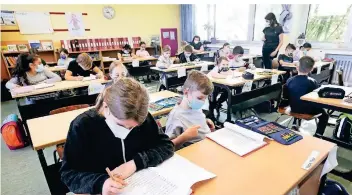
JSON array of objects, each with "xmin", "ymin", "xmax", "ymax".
[
  {"xmin": 272, "ymin": 59, "xmax": 279, "ymax": 69},
  {"xmin": 337, "ymin": 68, "xmax": 344, "ymax": 86},
  {"xmin": 50, "ymin": 104, "xmax": 89, "ymax": 163}
]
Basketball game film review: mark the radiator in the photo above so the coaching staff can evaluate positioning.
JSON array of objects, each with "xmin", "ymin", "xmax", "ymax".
[{"xmin": 326, "ymin": 54, "xmax": 352, "ymax": 86}]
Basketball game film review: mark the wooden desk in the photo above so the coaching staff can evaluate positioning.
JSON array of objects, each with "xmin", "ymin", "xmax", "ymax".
[
  {"xmin": 242, "ymin": 54, "xmax": 262, "ymax": 60},
  {"xmin": 177, "ymin": 137, "xmax": 336, "ymax": 195},
  {"xmin": 151, "ymin": 61, "xmax": 215, "ymax": 73},
  {"xmin": 209, "ymin": 68, "xmax": 286, "ymax": 87},
  {"xmin": 28, "ymin": 90, "xmax": 179, "ymax": 151},
  {"xmin": 282, "ymin": 61, "xmax": 331, "ymax": 69},
  {"xmin": 120, "ymin": 56, "xmax": 158, "ymax": 64},
  {"xmin": 209, "ymin": 69, "xmax": 285, "ymax": 122},
  {"xmin": 11, "ymin": 79, "xmax": 110, "ymax": 98},
  {"xmin": 48, "ymin": 66, "xmax": 67, "ymax": 72},
  {"xmin": 301, "ymin": 86, "xmax": 352, "ymax": 114}
]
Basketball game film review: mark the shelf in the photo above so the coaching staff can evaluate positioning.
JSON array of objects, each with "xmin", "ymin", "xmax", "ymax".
[
  {"xmin": 102, "ymin": 60, "xmax": 115, "ymax": 62},
  {"xmin": 2, "ymin": 49, "xmax": 54, "ymax": 54},
  {"xmin": 93, "ymin": 59, "xmax": 101, "ymax": 62},
  {"xmin": 65, "ymin": 48, "xmax": 122, "ymax": 54},
  {"xmin": 8, "ymin": 66, "xmax": 15, "ymax": 69},
  {"xmin": 38, "ymin": 50, "xmax": 55, "ymax": 52},
  {"xmin": 46, "ymin": 62, "xmax": 57, "ymax": 65}
]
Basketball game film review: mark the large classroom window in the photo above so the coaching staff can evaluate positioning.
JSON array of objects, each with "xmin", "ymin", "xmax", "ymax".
[
  {"xmin": 194, "ymin": 4, "xmax": 352, "ymax": 44},
  {"xmin": 306, "ymin": 4, "xmax": 352, "ymax": 43}
]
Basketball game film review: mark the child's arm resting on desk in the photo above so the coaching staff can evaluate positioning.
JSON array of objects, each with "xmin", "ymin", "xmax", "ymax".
[
  {"xmin": 92, "ymin": 66, "xmax": 104, "ymax": 79},
  {"xmin": 60, "ymin": 120, "xmax": 110, "ymax": 194},
  {"xmin": 167, "ymin": 125, "xmax": 200, "ymax": 148},
  {"xmin": 44, "ymin": 69, "xmax": 62, "ymax": 83},
  {"xmin": 134, "ymin": 113, "xmax": 174, "ymax": 169},
  {"xmin": 5, "ymin": 77, "xmax": 20, "ymax": 90}
]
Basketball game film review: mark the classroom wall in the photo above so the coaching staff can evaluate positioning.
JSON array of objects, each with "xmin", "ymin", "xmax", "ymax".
[{"xmin": 1, "ymin": 4, "xmax": 181, "ymax": 49}]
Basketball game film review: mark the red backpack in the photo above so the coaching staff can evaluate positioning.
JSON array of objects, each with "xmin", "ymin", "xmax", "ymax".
[{"xmin": 1, "ymin": 114, "xmax": 28, "ymax": 150}]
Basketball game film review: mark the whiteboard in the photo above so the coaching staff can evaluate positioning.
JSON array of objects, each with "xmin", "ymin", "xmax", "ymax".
[{"xmin": 15, "ymin": 11, "xmax": 54, "ymax": 34}]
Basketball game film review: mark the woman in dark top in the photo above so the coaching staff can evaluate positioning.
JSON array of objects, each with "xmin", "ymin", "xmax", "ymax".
[
  {"xmin": 262, "ymin": 13, "xmax": 283, "ymax": 69},
  {"xmin": 65, "ymin": 53, "xmax": 103, "ymax": 81},
  {"xmin": 60, "ymin": 78, "xmax": 174, "ymax": 194},
  {"xmin": 189, "ymin": 35, "xmax": 204, "ymax": 53}
]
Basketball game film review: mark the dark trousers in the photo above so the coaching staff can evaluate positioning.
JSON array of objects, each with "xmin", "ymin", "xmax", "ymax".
[
  {"xmin": 293, "ymin": 109, "xmax": 328, "ymax": 136},
  {"xmin": 209, "ymin": 88, "xmax": 229, "ymax": 118},
  {"xmin": 262, "ymin": 47, "xmax": 277, "ymax": 69}
]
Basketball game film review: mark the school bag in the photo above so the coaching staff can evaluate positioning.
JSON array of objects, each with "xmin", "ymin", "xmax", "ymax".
[
  {"xmin": 1, "ymin": 114, "xmax": 29, "ymax": 150},
  {"xmin": 333, "ymin": 113, "xmax": 352, "ymax": 144},
  {"xmin": 322, "ymin": 180, "xmax": 349, "ymax": 195}
]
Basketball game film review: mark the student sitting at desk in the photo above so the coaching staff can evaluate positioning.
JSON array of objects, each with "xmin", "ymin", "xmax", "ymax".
[
  {"xmin": 278, "ymin": 43, "xmax": 297, "ymax": 82},
  {"xmin": 208, "ymin": 57, "xmax": 232, "ymax": 118},
  {"xmin": 300, "ymin": 42, "xmax": 320, "ymax": 62},
  {"xmin": 218, "ymin": 43, "xmax": 231, "ymax": 59},
  {"xmin": 135, "ymin": 41, "xmax": 150, "ymax": 58},
  {"xmin": 166, "ymin": 71, "xmax": 215, "ymax": 150},
  {"xmin": 178, "ymin": 41, "xmax": 188, "ymax": 54},
  {"xmin": 176, "ymin": 45, "xmax": 199, "ymax": 63},
  {"xmin": 284, "ymin": 56, "xmax": 328, "ymax": 135},
  {"xmin": 156, "ymin": 45, "xmax": 177, "ymax": 91},
  {"xmin": 5, "ymin": 53, "xmax": 61, "ymax": 90},
  {"xmin": 189, "ymin": 35, "xmax": 204, "ymax": 53},
  {"xmin": 65, "ymin": 53, "xmax": 104, "ymax": 81},
  {"xmin": 60, "ymin": 78, "xmax": 174, "ymax": 194},
  {"xmin": 118, "ymin": 44, "xmax": 136, "ymax": 61},
  {"xmin": 229, "ymin": 46, "xmax": 247, "ymax": 69},
  {"xmin": 57, "ymin": 48, "xmax": 73, "ymax": 67},
  {"xmin": 106, "ymin": 61, "xmax": 129, "ymax": 87}
]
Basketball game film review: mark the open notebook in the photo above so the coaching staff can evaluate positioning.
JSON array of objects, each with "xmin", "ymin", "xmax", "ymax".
[
  {"xmin": 121, "ymin": 154, "xmax": 216, "ymax": 195},
  {"xmin": 206, "ymin": 122, "xmax": 268, "ymax": 156}
]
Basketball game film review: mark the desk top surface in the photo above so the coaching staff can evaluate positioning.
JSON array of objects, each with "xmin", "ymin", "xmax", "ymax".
[
  {"xmin": 150, "ymin": 61, "xmax": 215, "ymax": 73},
  {"xmin": 121, "ymin": 56, "xmax": 158, "ymax": 64},
  {"xmin": 27, "ymin": 90, "xmax": 179, "ymax": 150},
  {"xmin": 209, "ymin": 68, "xmax": 286, "ymax": 87},
  {"xmin": 177, "ymin": 136, "xmax": 335, "ymax": 195},
  {"xmin": 11, "ymin": 79, "xmax": 110, "ymax": 98},
  {"xmin": 301, "ymin": 86, "xmax": 352, "ymax": 110}
]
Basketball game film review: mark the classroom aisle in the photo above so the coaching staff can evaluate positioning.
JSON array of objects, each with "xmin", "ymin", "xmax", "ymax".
[{"xmin": 1, "ymin": 83, "xmax": 351, "ymax": 194}]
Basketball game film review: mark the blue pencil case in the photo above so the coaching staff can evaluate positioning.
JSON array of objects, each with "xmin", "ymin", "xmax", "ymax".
[{"xmin": 236, "ymin": 116, "xmax": 303, "ymax": 145}]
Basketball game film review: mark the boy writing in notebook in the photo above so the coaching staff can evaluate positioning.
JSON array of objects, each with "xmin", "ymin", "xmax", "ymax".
[
  {"xmin": 284, "ymin": 56, "xmax": 328, "ymax": 136},
  {"xmin": 166, "ymin": 71, "xmax": 215, "ymax": 149}
]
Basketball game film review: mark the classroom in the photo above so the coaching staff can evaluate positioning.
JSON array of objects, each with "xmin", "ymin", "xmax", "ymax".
[{"xmin": 0, "ymin": 2, "xmax": 352, "ymax": 195}]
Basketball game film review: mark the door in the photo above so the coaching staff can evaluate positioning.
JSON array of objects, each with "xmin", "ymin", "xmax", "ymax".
[{"xmin": 160, "ymin": 28, "xmax": 178, "ymax": 57}]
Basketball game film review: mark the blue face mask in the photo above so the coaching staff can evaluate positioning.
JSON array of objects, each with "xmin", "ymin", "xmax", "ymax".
[
  {"xmin": 36, "ymin": 64, "xmax": 45, "ymax": 73},
  {"xmin": 187, "ymin": 96, "xmax": 205, "ymax": 110},
  {"xmin": 61, "ymin": 55, "xmax": 67, "ymax": 60}
]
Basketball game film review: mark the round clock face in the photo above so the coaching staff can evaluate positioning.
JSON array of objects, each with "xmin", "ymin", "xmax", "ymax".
[{"xmin": 103, "ymin": 6, "xmax": 115, "ymax": 19}]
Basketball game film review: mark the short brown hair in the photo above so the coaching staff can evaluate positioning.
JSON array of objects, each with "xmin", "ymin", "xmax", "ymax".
[
  {"xmin": 298, "ymin": 56, "xmax": 315, "ymax": 73},
  {"xmin": 184, "ymin": 45, "xmax": 193, "ymax": 52},
  {"xmin": 76, "ymin": 53, "xmax": 93, "ymax": 69},
  {"xmin": 162, "ymin": 45, "xmax": 171, "ymax": 53},
  {"xmin": 183, "ymin": 70, "xmax": 214, "ymax": 95},
  {"xmin": 109, "ymin": 61, "xmax": 128, "ymax": 76},
  {"xmin": 96, "ymin": 78, "xmax": 149, "ymax": 124},
  {"xmin": 217, "ymin": 56, "xmax": 229, "ymax": 65}
]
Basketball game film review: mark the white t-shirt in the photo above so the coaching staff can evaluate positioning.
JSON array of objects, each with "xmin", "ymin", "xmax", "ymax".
[
  {"xmin": 165, "ymin": 104, "xmax": 211, "ymax": 149},
  {"xmin": 136, "ymin": 50, "xmax": 150, "ymax": 58}
]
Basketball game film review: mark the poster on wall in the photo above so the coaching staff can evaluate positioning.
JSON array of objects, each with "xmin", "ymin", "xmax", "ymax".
[
  {"xmin": 65, "ymin": 12, "xmax": 85, "ymax": 37},
  {"xmin": 1, "ymin": 10, "xmax": 16, "ymax": 25}
]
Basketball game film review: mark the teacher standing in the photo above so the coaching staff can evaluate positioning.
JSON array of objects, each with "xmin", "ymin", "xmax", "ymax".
[{"xmin": 262, "ymin": 13, "xmax": 283, "ymax": 69}]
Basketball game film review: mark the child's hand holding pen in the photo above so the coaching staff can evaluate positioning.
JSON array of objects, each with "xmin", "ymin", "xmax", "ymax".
[{"xmin": 103, "ymin": 167, "xmax": 127, "ymax": 195}]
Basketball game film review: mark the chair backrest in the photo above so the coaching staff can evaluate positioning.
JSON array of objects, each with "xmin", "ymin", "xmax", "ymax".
[
  {"xmin": 272, "ymin": 59, "xmax": 279, "ymax": 69},
  {"xmin": 231, "ymin": 83, "xmax": 282, "ymax": 112},
  {"xmin": 49, "ymin": 104, "xmax": 89, "ymax": 115},
  {"xmin": 337, "ymin": 69, "xmax": 344, "ymax": 86}
]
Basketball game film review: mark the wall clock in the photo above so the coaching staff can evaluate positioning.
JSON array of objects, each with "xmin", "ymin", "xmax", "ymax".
[{"xmin": 103, "ymin": 6, "xmax": 115, "ymax": 20}]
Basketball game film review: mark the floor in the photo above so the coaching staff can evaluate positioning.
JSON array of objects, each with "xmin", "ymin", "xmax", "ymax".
[{"xmin": 1, "ymin": 80, "xmax": 351, "ymax": 195}]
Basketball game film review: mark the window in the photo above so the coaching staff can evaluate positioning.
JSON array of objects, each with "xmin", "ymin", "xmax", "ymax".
[
  {"xmin": 215, "ymin": 5, "xmax": 250, "ymax": 41},
  {"xmin": 253, "ymin": 4, "xmax": 282, "ymax": 41},
  {"xmin": 306, "ymin": 4, "xmax": 352, "ymax": 43},
  {"xmin": 194, "ymin": 4, "xmax": 209, "ymax": 41}
]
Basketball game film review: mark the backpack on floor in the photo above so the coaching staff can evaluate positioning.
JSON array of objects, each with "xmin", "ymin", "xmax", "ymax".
[
  {"xmin": 1, "ymin": 114, "xmax": 29, "ymax": 150},
  {"xmin": 333, "ymin": 113, "xmax": 352, "ymax": 144},
  {"xmin": 322, "ymin": 180, "xmax": 349, "ymax": 195}
]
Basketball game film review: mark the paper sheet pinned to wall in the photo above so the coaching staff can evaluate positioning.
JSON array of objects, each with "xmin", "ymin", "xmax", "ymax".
[
  {"xmin": 170, "ymin": 31, "xmax": 175, "ymax": 40},
  {"xmin": 163, "ymin": 31, "xmax": 170, "ymax": 39},
  {"xmin": 65, "ymin": 12, "xmax": 85, "ymax": 37},
  {"xmin": 15, "ymin": 11, "xmax": 53, "ymax": 34}
]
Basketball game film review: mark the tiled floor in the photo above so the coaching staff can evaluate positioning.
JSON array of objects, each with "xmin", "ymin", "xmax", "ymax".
[{"xmin": 1, "ymin": 81, "xmax": 351, "ymax": 194}]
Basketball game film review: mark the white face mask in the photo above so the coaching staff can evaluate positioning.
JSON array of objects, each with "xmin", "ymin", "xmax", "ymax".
[
  {"xmin": 164, "ymin": 53, "xmax": 171, "ymax": 58},
  {"xmin": 266, "ymin": 21, "xmax": 271, "ymax": 27},
  {"xmin": 104, "ymin": 107, "xmax": 133, "ymax": 139},
  {"xmin": 194, "ymin": 40, "xmax": 199, "ymax": 44}
]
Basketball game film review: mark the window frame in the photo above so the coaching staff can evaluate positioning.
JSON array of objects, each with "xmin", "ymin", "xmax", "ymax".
[{"xmin": 304, "ymin": 4, "xmax": 352, "ymax": 48}]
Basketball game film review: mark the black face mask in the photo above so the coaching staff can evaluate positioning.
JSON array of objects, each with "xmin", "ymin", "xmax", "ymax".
[
  {"xmin": 288, "ymin": 53, "xmax": 293, "ymax": 57},
  {"xmin": 219, "ymin": 66, "xmax": 230, "ymax": 73}
]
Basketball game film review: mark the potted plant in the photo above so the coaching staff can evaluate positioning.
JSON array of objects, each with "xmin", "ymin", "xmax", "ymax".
[{"xmin": 203, "ymin": 23, "xmax": 216, "ymax": 43}]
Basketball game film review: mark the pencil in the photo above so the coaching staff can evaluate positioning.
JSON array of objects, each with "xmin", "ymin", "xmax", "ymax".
[
  {"xmin": 105, "ymin": 167, "xmax": 127, "ymax": 186},
  {"xmin": 105, "ymin": 167, "xmax": 115, "ymax": 181}
]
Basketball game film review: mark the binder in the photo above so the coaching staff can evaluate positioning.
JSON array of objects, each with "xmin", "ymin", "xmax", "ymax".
[
  {"xmin": 94, "ymin": 38, "xmax": 100, "ymax": 50},
  {"xmin": 110, "ymin": 38, "xmax": 115, "ymax": 49},
  {"xmin": 60, "ymin": 40, "xmax": 65, "ymax": 49},
  {"xmin": 106, "ymin": 38, "xmax": 111, "ymax": 49},
  {"xmin": 66, "ymin": 40, "xmax": 72, "ymax": 52},
  {"xmin": 114, "ymin": 38, "xmax": 120, "ymax": 49}
]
